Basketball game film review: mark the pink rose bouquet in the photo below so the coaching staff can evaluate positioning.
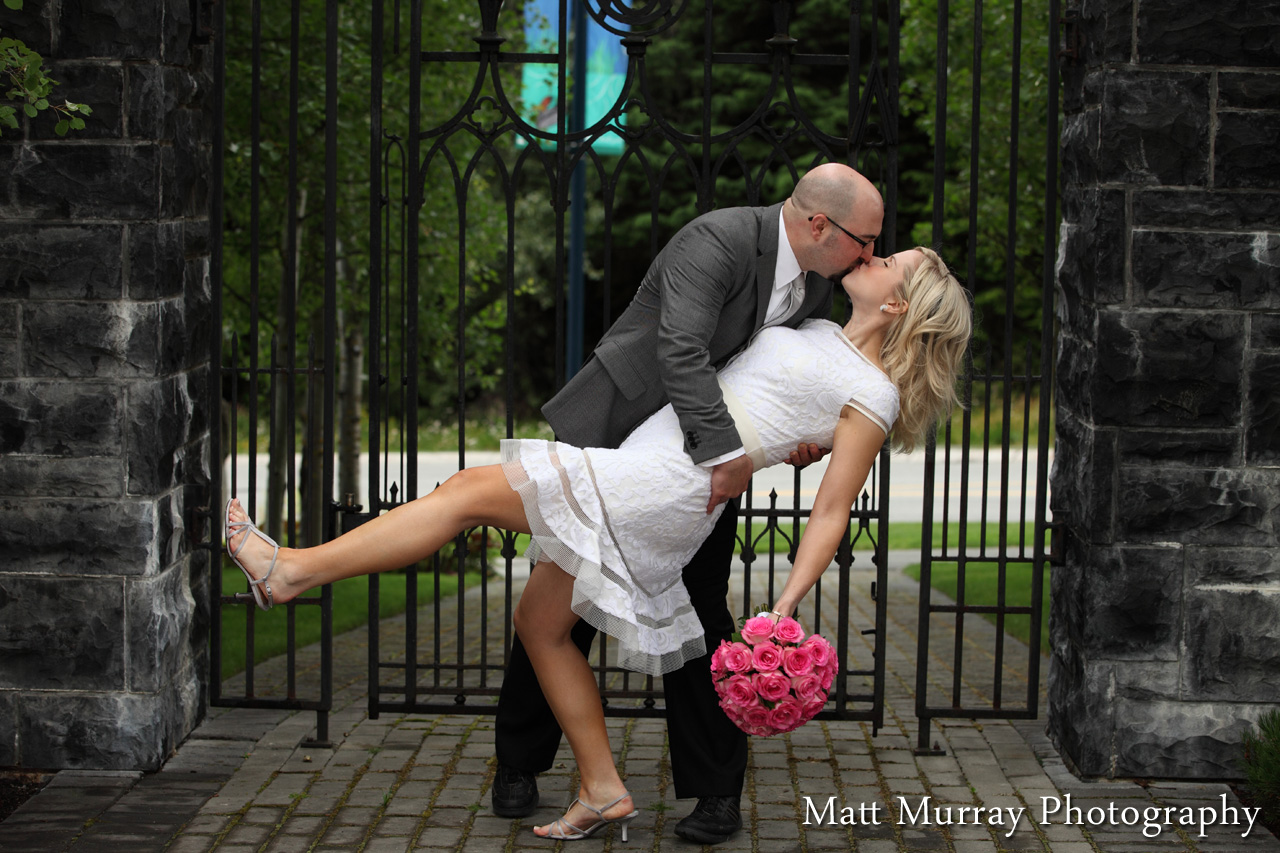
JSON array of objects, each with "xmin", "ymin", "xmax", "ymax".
[{"xmin": 710, "ymin": 614, "xmax": 837, "ymax": 737}]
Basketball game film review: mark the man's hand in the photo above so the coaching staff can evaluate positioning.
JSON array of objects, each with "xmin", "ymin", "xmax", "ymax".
[
  {"xmin": 785, "ymin": 442, "xmax": 830, "ymax": 468},
  {"xmin": 707, "ymin": 455, "xmax": 754, "ymax": 514}
]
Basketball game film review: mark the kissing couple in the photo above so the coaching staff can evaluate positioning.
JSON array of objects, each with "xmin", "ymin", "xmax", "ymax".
[{"xmin": 224, "ymin": 163, "xmax": 971, "ymax": 844}]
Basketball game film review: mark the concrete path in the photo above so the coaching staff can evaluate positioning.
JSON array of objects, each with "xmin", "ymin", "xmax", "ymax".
[{"xmin": 1, "ymin": 556, "xmax": 1274, "ymax": 853}]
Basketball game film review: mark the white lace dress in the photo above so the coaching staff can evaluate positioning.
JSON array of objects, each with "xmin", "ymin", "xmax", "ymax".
[{"xmin": 500, "ymin": 319, "xmax": 900, "ymax": 676}]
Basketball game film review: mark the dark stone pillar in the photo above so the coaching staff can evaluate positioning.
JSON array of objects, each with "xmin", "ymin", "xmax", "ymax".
[
  {"xmin": 1051, "ymin": 0, "xmax": 1280, "ymax": 778},
  {"xmin": 0, "ymin": 0, "xmax": 212, "ymax": 770}
]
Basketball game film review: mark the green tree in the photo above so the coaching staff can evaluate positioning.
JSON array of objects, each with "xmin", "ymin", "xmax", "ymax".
[
  {"xmin": 1, "ymin": 0, "xmax": 91, "ymax": 136},
  {"xmin": 898, "ymin": 0, "xmax": 1056, "ymax": 367}
]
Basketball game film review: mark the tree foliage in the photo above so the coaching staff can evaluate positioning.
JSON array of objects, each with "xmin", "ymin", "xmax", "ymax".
[
  {"xmin": 0, "ymin": 0, "xmax": 91, "ymax": 136},
  {"xmin": 897, "ymin": 0, "xmax": 1056, "ymax": 367}
]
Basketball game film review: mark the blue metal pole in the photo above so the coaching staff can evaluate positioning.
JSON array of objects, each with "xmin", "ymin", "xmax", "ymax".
[{"xmin": 566, "ymin": 0, "xmax": 587, "ymax": 378}]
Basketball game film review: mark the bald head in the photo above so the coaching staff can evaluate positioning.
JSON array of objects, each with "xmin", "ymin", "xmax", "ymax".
[
  {"xmin": 784, "ymin": 164, "xmax": 884, "ymax": 278},
  {"xmin": 790, "ymin": 163, "xmax": 882, "ymax": 224}
]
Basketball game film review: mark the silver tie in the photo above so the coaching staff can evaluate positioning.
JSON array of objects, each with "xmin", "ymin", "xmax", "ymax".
[{"xmin": 772, "ymin": 272, "xmax": 805, "ymax": 326}]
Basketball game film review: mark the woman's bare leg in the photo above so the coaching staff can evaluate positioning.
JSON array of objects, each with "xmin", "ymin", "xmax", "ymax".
[
  {"xmin": 226, "ymin": 465, "xmax": 530, "ymax": 603},
  {"xmin": 514, "ymin": 561, "xmax": 634, "ymax": 836}
]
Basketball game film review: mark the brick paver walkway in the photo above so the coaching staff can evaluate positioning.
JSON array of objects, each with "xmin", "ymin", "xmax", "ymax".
[{"xmin": 1, "ymin": 555, "xmax": 1275, "ymax": 852}]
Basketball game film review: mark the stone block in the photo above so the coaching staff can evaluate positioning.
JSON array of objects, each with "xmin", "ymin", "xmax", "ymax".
[
  {"xmin": 1186, "ymin": 546, "xmax": 1280, "ymax": 587},
  {"xmin": 0, "ymin": 575, "xmax": 125, "ymax": 690},
  {"xmin": 127, "ymin": 563, "xmax": 197, "ymax": 692},
  {"xmin": 1137, "ymin": 0, "xmax": 1280, "ymax": 67},
  {"xmin": 1118, "ymin": 429, "xmax": 1238, "ymax": 468},
  {"xmin": 1132, "ymin": 230, "xmax": 1280, "ymax": 310},
  {"xmin": 126, "ymin": 378, "xmax": 191, "ymax": 495},
  {"xmin": 1215, "ymin": 111, "xmax": 1280, "ymax": 190},
  {"xmin": 0, "ymin": 304, "xmax": 17, "ymax": 377},
  {"xmin": 0, "ymin": 455, "xmax": 124, "ymax": 498},
  {"xmin": 1048, "ymin": 653, "xmax": 1115, "ymax": 777},
  {"xmin": 22, "ymin": 301, "xmax": 159, "ymax": 379},
  {"xmin": 1080, "ymin": 0, "xmax": 1134, "ymax": 66},
  {"xmin": 1094, "ymin": 310, "xmax": 1244, "ymax": 429},
  {"xmin": 0, "ymin": 498, "xmax": 156, "ymax": 575},
  {"xmin": 127, "ymin": 222, "xmax": 185, "ymax": 299},
  {"xmin": 1050, "ymin": 406, "xmax": 1116, "ymax": 544},
  {"xmin": 1256, "ymin": 314, "xmax": 1280, "ymax": 350},
  {"xmin": 1114, "ymin": 660, "xmax": 1181, "ymax": 701},
  {"xmin": 1057, "ymin": 187, "xmax": 1126, "ymax": 308},
  {"xmin": 0, "ymin": 224, "xmax": 123, "ymax": 299},
  {"xmin": 125, "ymin": 64, "xmax": 193, "ymax": 141},
  {"xmin": 1219, "ymin": 72, "xmax": 1280, "ymax": 111},
  {"xmin": 184, "ymin": 219, "xmax": 210, "ymax": 257},
  {"xmin": 56, "ymin": 0, "xmax": 167, "ymax": 61},
  {"xmin": 1132, "ymin": 188, "xmax": 1280, "ymax": 231},
  {"xmin": 3, "ymin": 0, "xmax": 53, "ymax": 52},
  {"xmin": 18, "ymin": 683, "xmax": 202, "ymax": 771},
  {"xmin": 9, "ymin": 143, "xmax": 159, "ymax": 220},
  {"xmin": 1113, "ymin": 699, "xmax": 1258, "ymax": 779},
  {"xmin": 1116, "ymin": 468, "xmax": 1280, "ymax": 547},
  {"xmin": 0, "ymin": 380, "xmax": 122, "ymax": 455},
  {"xmin": 182, "ymin": 259, "xmax": 212, "ymax": 370},
  {"xmin": 0, "ymin": 692, "xmax": 15, "ymax": 765},
  {"xmin": 1082, "ymin": 546, "xmax": 1184, "ymax": 660},
  {"xmin": 1060, "ymin": 110, "xmax": 1100, "ymax": 187},
  {"xmin": 28, "ymin": 62, "xmax": 123, "ymax": 141},
  {"xmin": 1099, "ymin": 71, "xmax": 1210, "ymax": 187},
  {"xmin": 1246, "ymin": 352, "xmax": 1280, "ymax": 465}
]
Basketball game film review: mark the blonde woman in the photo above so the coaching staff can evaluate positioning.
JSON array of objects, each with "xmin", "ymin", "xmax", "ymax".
[{"xmin": 224, "ymin": 246, "xmax": 971, "ymax": 842}]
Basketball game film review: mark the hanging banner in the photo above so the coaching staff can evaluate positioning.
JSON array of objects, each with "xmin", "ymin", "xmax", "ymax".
[{"xmin": 520, "ymin": 0, "xmax": 626, "ymax": 155}]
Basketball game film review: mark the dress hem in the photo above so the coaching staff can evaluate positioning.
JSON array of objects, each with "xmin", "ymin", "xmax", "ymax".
[{"xmin": 500, "ymin": 440, "xmax": 708, "ymax": 677}]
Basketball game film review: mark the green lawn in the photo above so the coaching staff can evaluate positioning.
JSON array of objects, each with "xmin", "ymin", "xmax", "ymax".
[
  {"xmin": 218, "ymin": 565, "xmax": 482, "ymax": 680},
  {"xmin": 903, "ymin": 561, "xmax": 1050, "ymax": 654},
  {"xmin": 217, "ymin": 521, "xmax": 1043, "ymax": 679}
]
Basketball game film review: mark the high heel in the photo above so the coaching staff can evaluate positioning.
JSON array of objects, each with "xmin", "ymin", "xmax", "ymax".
[
  {"xmin": 224, "ymin": 499, "xmax": 280, "ymax": 611},
  {"xmin": 539, "ymin": 791, "xmax": 638, "ymax": 842}
]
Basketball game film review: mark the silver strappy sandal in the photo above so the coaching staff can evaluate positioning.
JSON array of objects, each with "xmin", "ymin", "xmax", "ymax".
[
  {"xmin": 224, "ymin": 499, "xmax": 280, "ymax": 611},
  {"xmin": 540, "ymin": 791, "xmax": 638, "ymax": 842}
]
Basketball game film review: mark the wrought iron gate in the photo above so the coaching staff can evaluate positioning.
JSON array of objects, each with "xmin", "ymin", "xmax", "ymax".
[{"xmin": 208, "ymin": 0, "xmax": 1062, "ymax": 744}]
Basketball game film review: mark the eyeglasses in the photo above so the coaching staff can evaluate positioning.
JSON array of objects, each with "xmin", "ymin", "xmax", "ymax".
[{"xmin": 809, "ymin": 214, "xmax": 875, "ymax": 250}]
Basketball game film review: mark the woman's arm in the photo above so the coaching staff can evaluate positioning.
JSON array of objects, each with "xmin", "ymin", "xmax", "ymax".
[{"xmin": 770, "ymin": 406, "xmax": 888, "ymax": 618}]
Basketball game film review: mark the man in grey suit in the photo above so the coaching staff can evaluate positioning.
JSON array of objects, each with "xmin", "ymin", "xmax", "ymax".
[{"xmin": 492, "ymin": 163, "xmax": 884, "ymax": 843}]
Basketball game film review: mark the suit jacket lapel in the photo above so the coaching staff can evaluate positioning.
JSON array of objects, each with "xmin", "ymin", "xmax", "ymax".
[{"xmin": 754, "ymin": 202, "xmax": 785, "ymax": 330}]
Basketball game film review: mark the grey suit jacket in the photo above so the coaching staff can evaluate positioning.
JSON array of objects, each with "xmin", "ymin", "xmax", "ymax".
[{"xmin": 542, "ymin": 203, "xmax": 835, "ymax": 464}]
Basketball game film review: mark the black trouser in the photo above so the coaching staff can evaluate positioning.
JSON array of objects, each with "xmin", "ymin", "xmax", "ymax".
[{"xmin": 495, "ymin": 500, "xmax": 748, "ymax": 800}]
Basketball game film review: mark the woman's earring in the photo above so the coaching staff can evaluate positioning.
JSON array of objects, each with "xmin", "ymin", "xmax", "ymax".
[{"xmin": 879, "ymin": 304, "xmax": 888, "ymax": 312}]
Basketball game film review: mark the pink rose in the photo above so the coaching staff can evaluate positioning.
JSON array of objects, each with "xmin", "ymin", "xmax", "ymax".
[
  {"xmin": 802, "ymin": 634, "xmax": 832, "ymax": 667},
  {"xmin": 801, "ymin": 693, "xmax": 827, "ymax": 720},
  {"xmin": 740, "ymin": 615, "xmax": 776, "ymax": 646},
  {"xmin": 751, "ymin": 643, "xmax": 783, "ymax": 672},
  {"xmin": 819, "ymin": 661, "xmax": 836, "ymax": 691},
  {"xmin": 773, "ymin": 616, "xmax": 805, "ymax": 645},
  {"xmin": 768, "ymin": 697, "xmax": 805, "ymax": 733},
  {"xmin": 741, "ymin": 706, "xmax": 772, "ymax": 732},
  {"xmin": 723, "ymin": 674, "xmax": 758, "ymax": 709},
  {"xmin": 720, "ymin": 641, "xmax": 753, "ymax": 673},
  {"xmin": 782, "ymin": 646, "xmax": 815, "ymax": 678},
  {"xmin": 752, "ymin": 671, "xmax": 792, "ymax": 704},
  {"xmin": 791, "ymin": 672, "xmax": 825, "ymax": 704},
  {"xmin": 710, "ymin": 641, "xmax": 727, "ymax": 673}
]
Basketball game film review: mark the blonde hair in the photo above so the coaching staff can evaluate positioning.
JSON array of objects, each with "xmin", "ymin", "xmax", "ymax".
[{"xmin": 879, "ymin": 247, "xmax": 972, "ymax": 453}]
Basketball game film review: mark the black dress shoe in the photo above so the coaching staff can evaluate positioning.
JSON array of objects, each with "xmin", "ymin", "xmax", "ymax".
[
  {"xmin": 674, "ymin": 795, "xmax": 742, "ymax": 844},
  {"xmin": 491, "ymin": 764, "xmax": 539, "ymax": 817}
]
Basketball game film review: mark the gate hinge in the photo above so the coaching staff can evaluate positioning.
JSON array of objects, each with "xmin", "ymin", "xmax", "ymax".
[
  {"xmin": 191, "ymin": 0, "xmax": 219, "ymax": 46},
  {"xmin": 1059, "ymin": 9, "xmax": 1084, "ymax": 64}
]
